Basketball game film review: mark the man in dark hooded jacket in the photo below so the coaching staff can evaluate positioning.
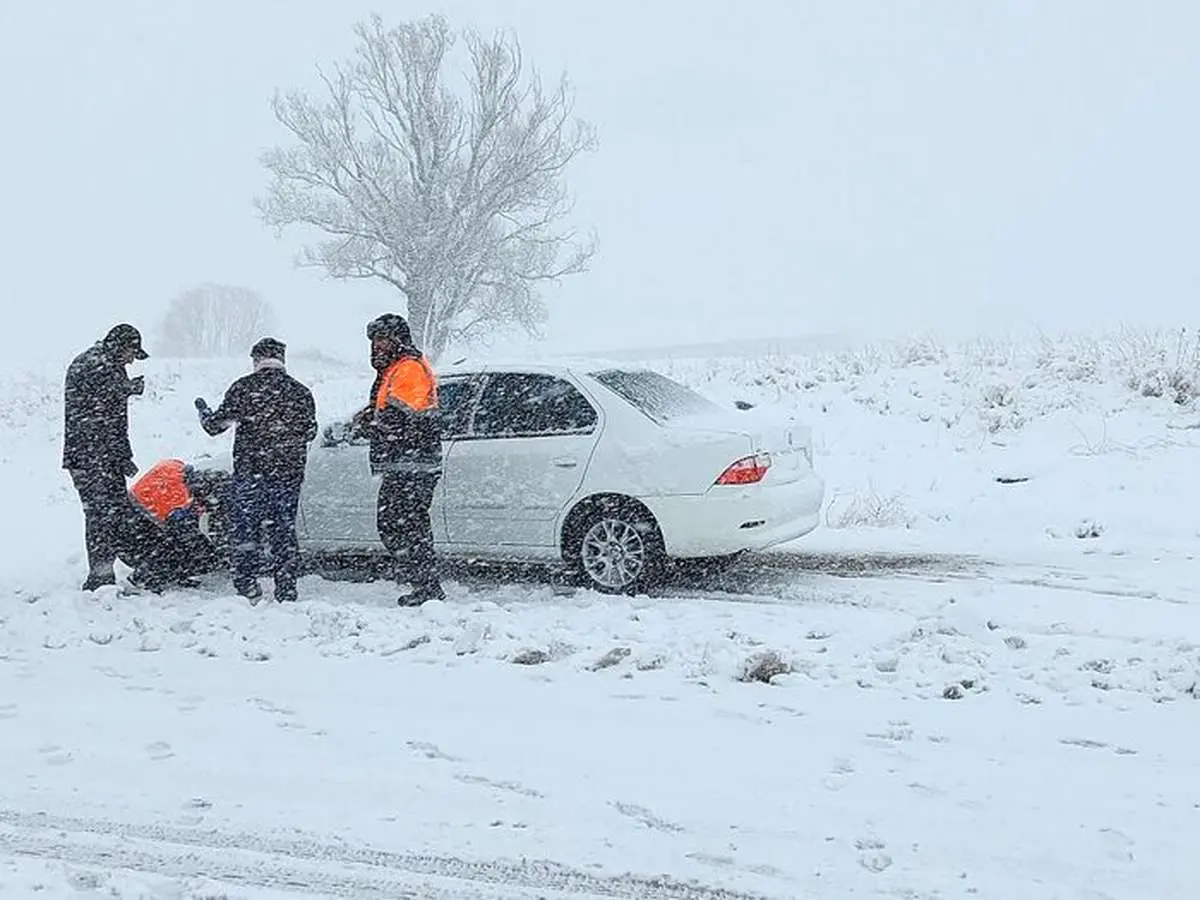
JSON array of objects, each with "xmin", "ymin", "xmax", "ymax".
[
  {"xmin": 195, "ymin": 337, "xmax": 317, "ymax": 603},
  {"xmin": 62, "ymin": 323, "xmax": 150, "ymax": 591},
  {"xmin": 351, "ymin": 314, "xmax": 445, "ymax": 605}
]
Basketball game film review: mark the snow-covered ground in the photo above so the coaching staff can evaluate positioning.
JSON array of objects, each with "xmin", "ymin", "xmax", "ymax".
[{"xmin": 2, "ymin": 328, "xmax": 1199, "ymax": 899}]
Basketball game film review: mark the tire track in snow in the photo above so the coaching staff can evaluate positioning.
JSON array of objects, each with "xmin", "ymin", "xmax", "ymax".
[{"xmin": 0, "ymin": 809, "xmax": 777, "ymax": 900}]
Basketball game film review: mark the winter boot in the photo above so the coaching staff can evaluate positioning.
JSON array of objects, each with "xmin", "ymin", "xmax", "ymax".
[
  {"xmin": 397, "ymin": 580, "xmax": 445, "ymax": 607},
  {"xmin": 81, "ymin": 564, "xmax": 117, "ymax": 592},
  {"xmin": 126, "ymin": 568, "xmax": 165, "ymax": 594},
  {"xmin": 234, "ymin": 578, "xmax": 263, "ymax": 605}
]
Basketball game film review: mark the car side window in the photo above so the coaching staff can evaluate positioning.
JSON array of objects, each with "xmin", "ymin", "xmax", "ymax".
[
  {"xmin": 471, "ymin": 373, "xmax": 597, "ymax": 438},
  {"xmin": 436, "ymin": 377, "xmax": 478, "ymax": 438}
]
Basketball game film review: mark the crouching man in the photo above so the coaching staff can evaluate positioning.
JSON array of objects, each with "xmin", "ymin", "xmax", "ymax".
[
  {"xmin": 195, "ymin": 338, "xmax": 317, "ymax": 603},
  {"xmin": 126, "ymin": 458, "xmax": 228, "ymax": 592}
]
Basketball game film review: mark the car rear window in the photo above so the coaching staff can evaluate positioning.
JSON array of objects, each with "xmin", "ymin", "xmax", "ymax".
[{"xmin": 589, "ymin": 368, "xmax": 721, "ymax": 424}]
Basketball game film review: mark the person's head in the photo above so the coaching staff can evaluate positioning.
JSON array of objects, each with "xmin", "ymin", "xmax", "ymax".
[
  {"xmin": 102, "ymin": 323, "xmax": 149, "ymax": 366},
  {"xmin": 250, "ymin": 337, "xmax": 286, "ymax": 369},
  {"xmin": 366, "ymin": 314, "xmax": 413, "ymax": 370}
]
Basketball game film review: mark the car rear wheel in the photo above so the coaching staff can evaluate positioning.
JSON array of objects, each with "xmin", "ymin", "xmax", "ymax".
[{"xmin": 566, "ymin": 500, "xmax": 664, "ymax": 595}]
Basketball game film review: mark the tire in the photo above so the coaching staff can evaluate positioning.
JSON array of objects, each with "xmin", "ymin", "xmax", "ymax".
[{"xmin": 564, "ymin": 498, "xmax": 665, "ymax": 595}]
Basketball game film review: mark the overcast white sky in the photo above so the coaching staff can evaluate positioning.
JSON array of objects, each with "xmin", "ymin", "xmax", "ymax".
[{"xmin": 2, "ymin": 1, "xmax": 1198, "ymax": 366}]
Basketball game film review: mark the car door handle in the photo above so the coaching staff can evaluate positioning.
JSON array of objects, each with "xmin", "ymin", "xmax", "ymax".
[{"xmin": 551, "ymin": 457, "xmax": 578, "ymax": 468}]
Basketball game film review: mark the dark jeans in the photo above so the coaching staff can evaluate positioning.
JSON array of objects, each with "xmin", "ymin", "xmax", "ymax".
[
  {"xmin": 377, "ymin": 472, "xmax": 441, "ymax": 590},
  {"xmin": 69, "ymin": 468, "xmax": 148, "ymax": 574},
  {"xmin": 134, "ymin": 508, "xmax": 221, "ymax": 588},
  {"xmin": 229, "ymin": 473, "xmax": 302, "ymax": 597}
]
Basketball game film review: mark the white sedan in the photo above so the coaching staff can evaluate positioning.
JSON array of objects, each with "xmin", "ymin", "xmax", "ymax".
[{"xmin": 206, "ymin": 361, "xmax": 825, "ymax": 594}]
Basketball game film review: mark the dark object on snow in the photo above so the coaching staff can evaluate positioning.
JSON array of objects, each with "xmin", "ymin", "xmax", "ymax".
[
  {"xmin": 359, "ymin": 314, "xmax": 445, "ymax": 606},
  {"xmin": 510, "ymin": 648, "xmax": 550, "ymax": 665},
  {"xmin": 197, "ymin": 340, "xmax": 318, "ymax": 602},
  {"xmin": 62, "ymin": 325, "xmax": 151, "ymax": 589},
  {"xmin": 734, "ymin": 399, "xmax": 755, "ymax": 410},
  {"xmin": 994, "ymin": 475, "xmax": 1031, "ymax": 484}
]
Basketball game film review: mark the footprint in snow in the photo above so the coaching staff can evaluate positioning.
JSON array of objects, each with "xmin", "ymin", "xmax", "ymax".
[
  {"xmin": 146, "ymin": 741, "xmax": 175, "ymax": 761},
  {"xmin": 38, "ymin": 744, "xmax": 74, "ymax": 766},
  {"xmin": 1097, "ymin": 827, "xmax": 1135, "ymax": 863},
  {"xmin": 248, "ymin": 697, "xmax": 295, "ymax": 716},
  {"xmin": 822, "ymin": 758, "xmax": 855, "ymax": 792},
  {"xmin": 855, "ymin": 837, "xmax": 893, "ymax": 873},
  {"xmin": 454, "ymin": 773, "xmax": 544, "ymax": 798},
  {"xmin": 610, "ymin": 801, "xmax": 685, "ymax": 834},
  {"xmin": 0, "ymin": 703, "xmax": 17, "ymax": 720},
  {"xmin": 407, "ymin": 740, "xmax": 461, "ymax": 762}
]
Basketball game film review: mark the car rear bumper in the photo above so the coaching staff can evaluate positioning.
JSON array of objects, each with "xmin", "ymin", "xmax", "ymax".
[{"xmin": 641, "ymin": 469, "xmax": 825, "ymax": 558}]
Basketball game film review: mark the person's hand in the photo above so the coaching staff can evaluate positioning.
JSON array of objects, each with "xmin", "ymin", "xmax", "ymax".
[
  {"xmin": 128, "ymin": 375, "xmax": 145, "ymax": 396},
  {"xmin": 124, "ymin": 459, "xmax": 138, "ymax": 478},
  {"xmin": 195, "ymin": 397, "xmax": 211, "ymax": 421}
]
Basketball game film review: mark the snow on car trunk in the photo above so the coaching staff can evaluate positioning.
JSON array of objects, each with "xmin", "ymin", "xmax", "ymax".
[
  {"xmin": 585, "ymin": 367, "xmax": 816, "ymax": 492},
  {"xmin": 666, "ymin": 404, "xmax": 813, "ymax": 487}
]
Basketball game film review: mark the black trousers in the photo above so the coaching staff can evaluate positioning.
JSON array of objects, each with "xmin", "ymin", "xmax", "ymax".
[
  {"xmin": 134, "ymin": 510, "xmax": 222, "ymax": 588},
  {"xmin": 68, "ymin": 468, "xmax": 150, "ymax": 573},
  {"xmin": 377, "ymin": 472, "xmax": 441, "ymax": 589}
]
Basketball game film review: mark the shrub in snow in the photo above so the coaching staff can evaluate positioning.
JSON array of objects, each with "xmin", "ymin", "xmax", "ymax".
[
  {"xmin": 739, "ymin": 650, "xmax": 791, "ymax": 684},
  {"xmin": 589, "ymin": 646, "xmax": 632, "ymax": 671},
  {"xmin": 978, "ymin": 381, "xmax": 1025, "ymax": 433},
  {"xmin": 510, "ymin": 647, "xmax": 550, "ymax": 665},
  {"xmin": 825, "ymin": 489, "xmax": 913, "ymax": 529},
  {"xmin": 1074, "ymin": 520, "xmax": 1104, "ymax": 539}
]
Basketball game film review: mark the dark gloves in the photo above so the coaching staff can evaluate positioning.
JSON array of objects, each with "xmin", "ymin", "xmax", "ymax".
[
  {"xmin": 195, "ymin": 397, "xmax": 212, "ymax": 421},
  {"xmin": 128, "ymin": 375, "xmax": 145, "ymax": 397},
  {"xmin": 124, "ymin": 459, "xmax": 138, "ymax": 478}
]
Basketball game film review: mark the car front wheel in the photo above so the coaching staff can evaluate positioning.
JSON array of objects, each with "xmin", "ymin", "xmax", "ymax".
[{"xmin": 567, "ymin": 501, "xmax": 664, "ymax": 595}]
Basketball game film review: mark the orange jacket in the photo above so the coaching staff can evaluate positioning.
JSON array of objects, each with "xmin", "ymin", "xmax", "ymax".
[
  {"xmin": 368, "ymin": 353, "xmax": 441, "ymax": 474},
  {"xmin": 130, "ymin": 458, "xmax": 194, "ymax": 521},
  {"xmin": 374, "ymin": 356, "xmax": 437, "ymax": 412}
]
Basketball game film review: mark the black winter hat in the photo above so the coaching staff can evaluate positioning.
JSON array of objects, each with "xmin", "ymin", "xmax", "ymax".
[
  {"xmin": 104, "ymin": 323, "xmax": 149, "ymax": 360},
  {"xmin": 367, "ymin": 313, "xmax": 413, "ymax": 346},
  {"xmin": 250, "ymin": 337, "xmax": 286, "ymax": 361}
]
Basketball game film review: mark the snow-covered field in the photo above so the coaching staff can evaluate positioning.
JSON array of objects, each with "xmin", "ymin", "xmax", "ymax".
[{"xmin": 2, "ymin": 328, "xmax": 1199, "ymax": 899}]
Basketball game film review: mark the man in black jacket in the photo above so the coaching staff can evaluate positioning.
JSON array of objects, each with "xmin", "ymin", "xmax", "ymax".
[
  {"xmin": 62, "ymin": 323, "xmax": 150, "ymax": 591},
  {"xmin": 195, "ymin": 337, "xmax": 317, "ymax": 603},
  {"xmin": 351, "ymin": 314, "xmax": 445, "ymax": 606}
]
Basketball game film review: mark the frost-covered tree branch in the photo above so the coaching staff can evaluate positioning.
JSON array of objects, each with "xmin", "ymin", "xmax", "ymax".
[
  {"xmin": 157, "ymin": 284, "xmax": 276, "ymax": 358},
  {"xmin": 256, "ymin": 14, "xmax": 597, "ymax": 360}
]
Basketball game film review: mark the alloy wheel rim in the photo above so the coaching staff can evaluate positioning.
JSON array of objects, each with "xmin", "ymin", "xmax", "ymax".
[{"xmin": 580, "ymin": 518, "xmax": 646, "ymax": 590}]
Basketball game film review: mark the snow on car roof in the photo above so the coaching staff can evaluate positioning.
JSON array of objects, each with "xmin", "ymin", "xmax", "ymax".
[{"xmin": 440, "ymin": 354, "xmax": 656, "ymax": 375}]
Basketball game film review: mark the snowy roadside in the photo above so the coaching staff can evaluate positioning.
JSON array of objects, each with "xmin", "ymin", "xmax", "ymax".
[
  {"xmin": 2, "ymin": 546, "xmax": 1199, "ymax": 898},
  {"xmin": 3, "ymin": 329, "xmax": 1200, "ymax": 898}
]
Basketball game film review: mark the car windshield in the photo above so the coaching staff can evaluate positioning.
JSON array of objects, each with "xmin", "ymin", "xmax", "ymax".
[{"xmin": 588, "ymin": 368, "xmax": 721, "ymax": 424}]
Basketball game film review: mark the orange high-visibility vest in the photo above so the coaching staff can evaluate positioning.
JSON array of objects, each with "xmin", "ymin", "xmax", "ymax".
[
  {"xmin": 130, "ymin": 458, "xmax": 193, "ymax": 521},
  {"xmin": 374, "ymin": 355, "xmax": 437, "ymax": 412}
]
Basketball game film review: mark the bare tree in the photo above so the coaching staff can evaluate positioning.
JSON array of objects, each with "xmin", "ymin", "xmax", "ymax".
[
  {"xmin": 256, "ymin": 14, "xmax": 597, "ymax": 361},
  {"xmin": 157, "ymin": 283, "xmax": 277, "ymax": 358}
]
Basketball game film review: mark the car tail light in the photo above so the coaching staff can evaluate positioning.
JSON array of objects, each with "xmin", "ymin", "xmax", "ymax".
[{"xmin": 715, "ymin": 453, "xmax": 771, "ymax": 485}]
